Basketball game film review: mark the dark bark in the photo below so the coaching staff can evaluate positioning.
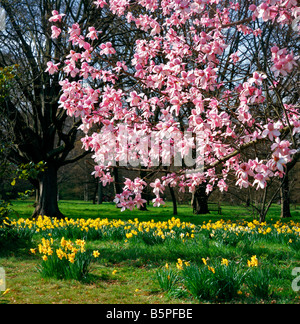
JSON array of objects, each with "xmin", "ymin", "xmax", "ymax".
[
  {"xmin": 192, "ymin": 184, "xmax": 209, "ymax": 215},
  {"xmin": 281, "ymin": 173, "xmax": 292, "ymax": 218},
  {"xmin": 32, "ymin": 163, "xmax": 63, "ymax": 218},
  {"xmin": 113, "ymin": 166, "xmax": 122, "ymax": 196},
  {"xmin": 280, "ymin": 152, "xmax": 299, "ymax": 219},
  {"xmin": 113, "ymin": 166, "xmax": 123, "ymax": 209},
  {"xmin": 138, "ymin": 168, "xmax": 148, "ymax": 211},
  {"xmin": 259, "ymin": 186, "xmax": 268, "ymax": 223},
  {"xmin": 97, "ymin": 181, "xmax": 103, "ymax": 205},
  {"xmin": 169, "ymin": 185, "xmax": 178, "ymax": 216}
]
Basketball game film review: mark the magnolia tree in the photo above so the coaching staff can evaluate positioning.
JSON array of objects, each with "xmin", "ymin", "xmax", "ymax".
[{"xmin": 47, "ymin": 0, "xmax": 299, "ymax": 220}]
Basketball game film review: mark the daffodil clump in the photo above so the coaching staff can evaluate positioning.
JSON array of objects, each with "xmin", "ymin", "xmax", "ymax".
[
  {"xmin": 157, "ymin": 255, "xmax": 273, "ymax": 301},
  {"xmin": 31, "ymin": 237, "xmax": 100, "ymax": 281}
]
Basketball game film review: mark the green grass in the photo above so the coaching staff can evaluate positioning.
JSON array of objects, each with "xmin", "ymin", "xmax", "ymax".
[
  {"xmin": 10, "ymin": 200, "xmax": 300, "ymax": 224},
  {"xmin": 1, "ymin": 200, "xmax": 300, "ymax": 304}
]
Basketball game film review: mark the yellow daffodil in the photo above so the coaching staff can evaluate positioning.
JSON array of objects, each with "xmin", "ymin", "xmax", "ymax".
[
  {"xmin": 2, "ymin": 289, "xmax": 10, "ymax": 296},
  {"xmin": 176, "ymin": 258, "xmax": 183, "ymax": 270},
  {"xmin": 247, "ymin": 255, "xmax": 258, "ymax": 268},
  {"xmin": 207, "ymin": 266, "xmax": 215, "ymax": 274},
  {"xmin": 93, "ymin": 250, "xmax": 100, "ymax": 258},
  {"xmin": 221, "ymin": 258, "xmax": 229, "ymax": 266}
]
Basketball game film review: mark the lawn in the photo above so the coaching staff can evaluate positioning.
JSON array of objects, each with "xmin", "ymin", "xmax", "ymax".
[
  {"xmin": 1, "ymin": 200, "xmax": 300, "ymax": 304},
  {"xmin": 9, "ymin": 199, "xmax": 300, "ymax": 223}
]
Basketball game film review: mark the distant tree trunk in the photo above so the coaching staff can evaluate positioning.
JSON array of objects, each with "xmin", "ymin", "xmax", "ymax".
[
  {"xmin": 192, "ymin": 184, "xmax": 209, "ymax": 215},
  {"xmin": 92, "ymin": 180, "xmax": 103, "ymax": 205},
  {"xmin": 92, "ymin": 180, "xmax": 97, "ymax": 205},
  {"xmin": 139, "ymin": 168, "xmax": 148, "ymax": 211},
  {"xmin": 259, "ymin": 186, "xmax": 268, "ymax": 223},
  {"xmin": 169, "ymin": 185, "xmax": 178, "ymax": 216},
  {"xmin": 281, "ymin": 173, "xmax": 292, "ymax": 218},
  {"xmin": 113, "ymin": 167, "xmax": 122, "ymax": 196},
  {"xmin": 113, "ymin": 167, "xmax": 122, "ymax": 208},
  {"xmin": 35, "ymin": 189, "xmax": 39, "ymax": 207},
  {"xmin": 28, "ymin": 178, "xmax": 39, "ymax": 207},
  {"xmin": 32, "ymin": 163, "xmax": 63, "ymax": 218},
  {"xmin": 97, "ymin": 181, "xmax": 103, "ymax": 205},
  {"xmin": 280, "ymin": 152, "xmax": 300, "ymax": 218},
  {"xmin": 84, "ymin": 183, "xmax": 89, "ymax": 201}
]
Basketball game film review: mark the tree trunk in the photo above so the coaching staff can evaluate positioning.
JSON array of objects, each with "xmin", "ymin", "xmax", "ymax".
[
  {"xmin": 113, "ymin": 167, "xmax": 123, "ymax": 209},
  {"xmin": 113, "ymin": 166, "xmax": 122, "ymax": 195},
  {"xmin": 32, "ymin": 163, "xmax": 64, "ymax": 218},
  {"xmin": 169, "ymin": 185, "xmax": 178, "ymax": 216},
  {"xmin": 281, "ymin": 173, "xmax": 292, "ymax": 218},
  {"xmin": 192, "ymin": 184, "xmax": 209, "ymax": 215},
  {"xmin": 97, "ymin": 181, "xmax": 103, "ymax": 205},
  {"xmin": 138, "ymin": 168, "xmax": 148, "ymax": 211},
  {"xmin": 259, "ymin": 186, "xmax": 268, "ymax": 223}
]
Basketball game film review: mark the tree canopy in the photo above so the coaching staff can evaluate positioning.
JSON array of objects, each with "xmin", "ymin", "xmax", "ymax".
[{"xmin": 48, "ymin": 0, "xmax": 299, "ymax": 220}]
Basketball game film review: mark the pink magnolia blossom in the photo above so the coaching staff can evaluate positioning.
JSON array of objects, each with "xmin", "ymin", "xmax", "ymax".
[
  {"xmin": 236, "ymin": 163, "xmax": 255, "ymax": 180},
  {"xmin": 292, "ymin": 121, "xmax": 300, "ymax": 135},
  {"xmin": 49, "ymin": 10, "xmax": 65, "ymax": 22},
  {"xmin": 271, "ymin": 139, "xmax": 295, "ymax": 156},
  {"xmin": 152, "ymin": 197, "xmax": 165, "ymax": 207},
  {"xmin": 68, "ymin": 24, "xmax": 81, "ymax": 44},
  {"xmin": 135, "ymin": 195, "xmax": 147, "ymax": 209},
  {"xmin": 150, "ymin": 179, "xmax": 165, "ymax": 196},
  {"xmin": 262, "ymin": 123, "xmax": 281, "ymax": 141},
  {"xmin": 51, "ymin": 26, "xmax": 62, "ymax": 39},
  {"xmin": 217, "ymin": 179, "xmax": 228, "ymax": 192},
  {"xmin": 270, "ymin": 47, "xmax": 299, "ymax": 77},
  {"xmin": 253, "ymin": 174, "xmax": 267, "ymax": 190},
  {"xmin": 45, "ymin": 61, "xmax": 60, "ymax": 75},
  {"xmin": 63, "ymin": 60, "xmax": 80, "ymax": 78},
  {"xmin": 100, "ymin": 42, "xmax": 116, "ymax": 55},
  {"xmin": 236, "ymin": 178, "xmax": 250, "ymax": 189},
  {"xmin": 93, "ymin": 0, "xmax": 107, "ymax": 9},
  {"xmin": 66, "ymin": 50, "xmax": 82, "ymax": 62},
  {"xmin": 230, "ymin": 51, "xmax": 240, "ymax": 64},
  {"xmin": 268, "ymin": 153, "xmax": 288, "ymax": 173},
  {"xmin": 86, "ymin": 27, "xmax": 99, "ymax": 40},
  {"xmin": 248, "ymin": 71, "xmax": 267, "ymax": 86}
]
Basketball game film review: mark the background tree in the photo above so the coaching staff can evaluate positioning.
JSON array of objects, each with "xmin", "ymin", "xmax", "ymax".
[
  {"xmin": 0, "ymin": 65, "xmax": 17, "ymax": 223},
  {"xmin": 0, "ymin": 0, "xmax": 140, "ymax": 217}
]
